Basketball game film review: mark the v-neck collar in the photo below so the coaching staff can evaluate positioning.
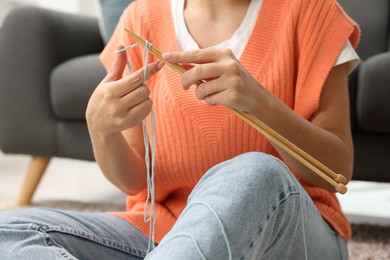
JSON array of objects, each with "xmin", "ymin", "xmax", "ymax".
[
  {"xmin": 148, "ymin": 0, "xmax": 284, "ymax": 83},
  {"xmin": 174, "ymin": 0, "xmax": 262, "ymax": 54}
]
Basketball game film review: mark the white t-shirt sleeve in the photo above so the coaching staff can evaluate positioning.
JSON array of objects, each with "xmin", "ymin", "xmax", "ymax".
[{"xmin": 334, "ymin": 40, "xmax": 360, "ymax": 74}]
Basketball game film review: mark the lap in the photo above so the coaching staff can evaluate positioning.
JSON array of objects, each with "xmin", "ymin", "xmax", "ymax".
[
  {"xmin": 0, "ymin": 207, "xmax": 149, "ymax": 259},
  {"xmin": 0, "ymin": 152, "xmax": 348, "ymax": 259},
  {"xmin": 147, "ymin": 152, "xmax": 348, "ymax": 260}
]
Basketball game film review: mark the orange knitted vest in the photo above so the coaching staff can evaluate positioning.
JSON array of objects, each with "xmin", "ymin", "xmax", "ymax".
[{"xmin": 100, "ymin": 0, "xmax": 360, "ymax": 243}]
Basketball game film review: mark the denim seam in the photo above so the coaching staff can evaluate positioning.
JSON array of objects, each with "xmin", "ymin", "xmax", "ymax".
[
  {"xmin": 49, "ymin": 243, "xmax": 77, "ymax": 260},
  {"xmin": 253, "ymin": 190, "xmax": 302, "ymax": 258},
  {"xmin": 29, "ymin": 225, "xmax": 78, "ymax": 260},
  {"xmin": 262, "ymin": 193, "xmax": 301, "ymax": 254},
  {"xmin": 39, "ymin": 226, "xmax": 146, "ymax": 258},
  {"xmin": 261, "ymin": 195, "xmax": 346, "ymax": 259},
  {"xmin": 238, "ymin": 189, "xmax": 300, "ymax": 259}
]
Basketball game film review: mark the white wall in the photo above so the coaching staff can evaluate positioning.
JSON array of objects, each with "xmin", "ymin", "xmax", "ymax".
[{"xmin": 4, "ymin": 0, "xmax": 99, "ymax": 17}]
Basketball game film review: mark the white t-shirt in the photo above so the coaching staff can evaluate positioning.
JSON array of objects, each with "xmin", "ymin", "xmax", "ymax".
[{"xmin": 171, "ymin": 0, "xmax": 359, "ymax": 73}]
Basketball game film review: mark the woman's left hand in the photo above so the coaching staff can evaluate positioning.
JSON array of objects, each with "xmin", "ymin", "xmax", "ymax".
[{"xmin": 162, "ymin": 49, "xmax": 265, "ymax": 113}]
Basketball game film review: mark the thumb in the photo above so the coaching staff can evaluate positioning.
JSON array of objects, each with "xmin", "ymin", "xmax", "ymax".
[{"xmin": 104, "ymin": 44, "xmax": 128, "ymax": 82}]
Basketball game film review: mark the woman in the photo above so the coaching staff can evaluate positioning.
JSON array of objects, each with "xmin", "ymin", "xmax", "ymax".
[{"xmin": 0, "ymin": 0, "xmax": 359, "ymax": 259}]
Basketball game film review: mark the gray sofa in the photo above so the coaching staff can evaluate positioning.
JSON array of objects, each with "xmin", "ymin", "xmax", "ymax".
[
  {"xmin": 0, "ymin": 7, "xmax": 106, "ymax": 205},
  {"xmin": 338, "ymin": 0, "xmax": 390, "ymax": 182},
  {"xmin": 0, "ymin": 1, "xmax": 389, "ymax": 205}
]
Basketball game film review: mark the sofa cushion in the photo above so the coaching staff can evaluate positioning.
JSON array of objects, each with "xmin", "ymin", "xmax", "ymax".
[
  {"xmin": 97, "ymin": 0, "xmax": 133, "ymax": 43},
  {"xmin": 348, "ymin": 66, "xmax": 359, "ymax": 130},
  {"xmin": 352, "ymin": 131, "xmax": 390, "ymax": 182},
  {"xmin": 357, "ymin": 52, "xmax": 390, "ymax": 133},
  {"xmin": 58, "ymin": 121, "xmax": 95, "ymax": 161},
  {"xmin": 50, "ymin": 54, "xmax": 106, "ymax": 120}
]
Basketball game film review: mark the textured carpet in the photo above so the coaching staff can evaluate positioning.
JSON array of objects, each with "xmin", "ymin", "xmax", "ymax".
[
  {"xmin": 9, "ymin": 200, "xmax": 390, "ymax": 259},
  {"xmin": 348, "ymin": 223, "xmax": 390, "ymax": 259}
]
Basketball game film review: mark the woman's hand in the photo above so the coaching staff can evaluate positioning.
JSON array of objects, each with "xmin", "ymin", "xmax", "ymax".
[
  {"xmin": 163, "ymin": 49, "xmax": 266, "ymax": 113},
  {"xmin": 85, "ymin": 45, "xmax": 164, "ymax": 195},
  {"xmin": 86, "ymin": 45, "xmax": 164, "ymax": 138},
  {"xmin": 163, "ymin": 49, "xmax": 354, "ymax": 191}
]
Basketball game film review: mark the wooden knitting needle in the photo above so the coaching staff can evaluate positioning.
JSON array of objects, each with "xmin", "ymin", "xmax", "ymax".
[{"xmin": 125, "ymin": 29, "xmax": 348, "ymax": 194}]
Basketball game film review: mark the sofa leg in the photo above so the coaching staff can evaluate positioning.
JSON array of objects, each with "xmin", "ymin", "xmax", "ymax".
[{"xmin": 16, "ymin": 156, "xmax": 51, "ymax": 206}]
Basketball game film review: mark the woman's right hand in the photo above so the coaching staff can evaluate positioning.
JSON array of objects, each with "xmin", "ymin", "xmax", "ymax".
[{"xmin": 86, "ymin": 45, "xmax": 164, "ymax": 138}]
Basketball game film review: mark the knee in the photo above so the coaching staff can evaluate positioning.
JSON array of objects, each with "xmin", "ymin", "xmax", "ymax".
[
  {"xmin": 0, "ymin": 209, "xmax": 24, "ymax": 225},
  {"xmin": 0, "ymin": 209, "xmax": 36, "ymax": 242},
  {"xmin": 227, "ymin": 153, "xmax": 306, "ymax": 207},
  {"xmin": 229, "ymin": 152, "xmax": 293, "ymax": 185},
  {"xmin": 0, "ymin": 208, "xmax": 49, "ymax": 226},
  {"xmin": 231, "ymin": 152, "xmax": 282, "ymax": 170},
  {"xmin": 193, "ymin": 152, "xmax": 298, "ymax": 201}
]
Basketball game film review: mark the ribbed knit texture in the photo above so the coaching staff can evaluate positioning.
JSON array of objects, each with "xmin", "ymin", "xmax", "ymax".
[{"xmin": 100, "ymin": 0, "xmax": 360, "ymax": 243}]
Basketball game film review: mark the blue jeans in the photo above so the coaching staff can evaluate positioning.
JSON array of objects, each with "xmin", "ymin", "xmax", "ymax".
[{"xmin": 0, "ymin": 152, "xmax": 348, "ymax": 259}]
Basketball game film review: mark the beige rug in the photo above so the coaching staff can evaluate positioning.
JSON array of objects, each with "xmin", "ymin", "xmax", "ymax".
[
  {"xmin": 348, "ymin": 223, "xmax": 390, "ymax": 260},
  {"xmin": 3, "ymin": 200, "xmax": 390, "ymax": 259}
]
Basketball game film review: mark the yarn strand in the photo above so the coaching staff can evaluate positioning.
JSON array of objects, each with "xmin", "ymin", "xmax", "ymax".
[
  {"xmin": 115, "ymin": 41, "xmax": 157, "ymax": 254},
  {"xmin": 116, "ymin": 41, "xmax": 233, "ymax": 260},
  {"xmin": 144, "ymin": 201, "xmax": 232, "ymax": 260}
]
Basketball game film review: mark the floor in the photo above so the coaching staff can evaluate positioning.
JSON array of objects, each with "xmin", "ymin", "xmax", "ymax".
[{"xmin": 0, "ymin": 151, "xmax": 126, "ymax": 208}]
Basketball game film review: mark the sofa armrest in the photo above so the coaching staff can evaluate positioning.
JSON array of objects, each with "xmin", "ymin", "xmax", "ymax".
[
  {"xmin": 0, "ymin": 6, "xmax": 104, "ymax": 156},
  {"xmin": 51, "ymin": 54, "xmax": 106, "ymax": 120},
  {"xmin": 357, "ymin": 52, "xmax": 390, "ymax": 133}
]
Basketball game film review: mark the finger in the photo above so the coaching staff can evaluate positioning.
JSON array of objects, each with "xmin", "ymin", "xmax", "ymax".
[
  {"xmin": 119, "ymin": 85, "xmax": 150, "ymax": 111},
  {"xmin": 195, "ymin": 79, "xmax": 226, "ymax": 101},
  {"xmin": 125, "ymin": 98, "xmax": 153, "ymax": 126},
  {"xmin": 110, "ymin": 60, "xmax": 164, "ymax": 98},
  {"xmin": 181, "ymin": 63, "xmax": 224, "ymax": 90},
  {"xmin": 181, "ymin": 63, "xmax": 196, "ymax": 70},
  {"xmin": 203, "ymin": 92, "xmax": 222, "ymax": 107},
  {"xmin": 121, "ymin": 60, "xmax": 164, "ymax": 92},
  {"xmin": 104, "ymin": 45, "xmax": 128, "ymax": 82},
  {"xmin": 201, "ymin": 78, "xmax": 248, "ymax": 110},
  {"xmin": 162, "ymin": 49, "xmax": 234, "ymax": 64},
  {"xmin": 202, "ymin": 85, "xmax": 231, "ymax": 107},
  {"xmin": 142, "ymin": 59, "xmax": 165, "ymax": 82}
]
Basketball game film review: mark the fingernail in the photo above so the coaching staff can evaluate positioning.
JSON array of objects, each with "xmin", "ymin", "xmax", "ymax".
[
  {"xmin": 115, "ymin": 44, "xmax": 124, "ymax": 54},
  {"xmin": 162, "ymin": 53, "xmax": 171, "ymax": 60},
  {"xmin": 157, "ymin": 61, "xmax": 165, "ymax": 69}
]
